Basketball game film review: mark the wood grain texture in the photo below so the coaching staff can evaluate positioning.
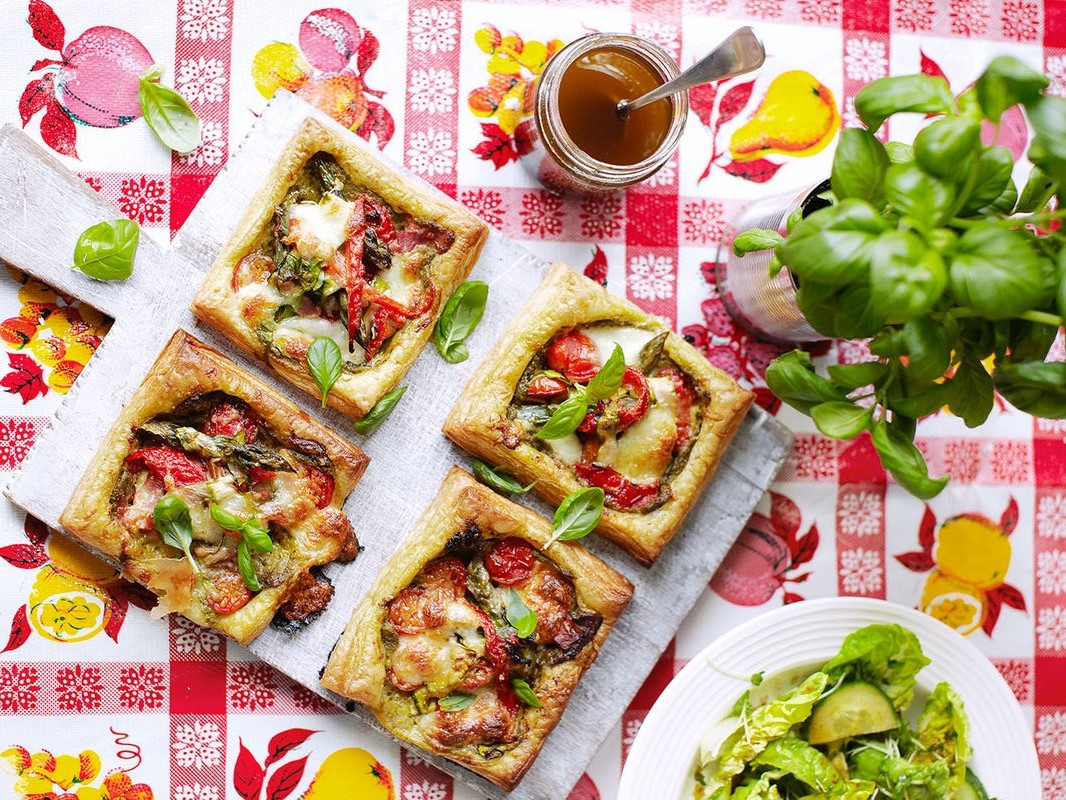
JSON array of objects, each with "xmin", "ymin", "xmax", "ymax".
[{"xmin": 0, "ymin": 94, "xmax": 793, "ymax": 800}]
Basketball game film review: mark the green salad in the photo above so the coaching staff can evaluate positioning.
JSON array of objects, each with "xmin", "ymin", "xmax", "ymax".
[{"xmin": 691, "ymin": 623, "xmax": 992, "ymax": 800}]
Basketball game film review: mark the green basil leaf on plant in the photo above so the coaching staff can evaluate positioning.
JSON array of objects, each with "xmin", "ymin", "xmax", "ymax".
[
  {"xmin": 242, "ymin": 518, "xmax": 273, "ymax": 553},
  {"xmin": 511, "ymin": 678, "xmax": 542, "ymax": 708},
  {"xmin": 976, "ymin": 55, "xmax": 1049, "ymax": 123},
  {"xmin": 434, "ymin": 280, "xmax": 488, "ymax": 363},
  {"xmin": 885, "ymin": 142, "xmax": 914, "ymax": 165},
  {"xmin": 307, "ymin": 336, "xmax": 343, "ymax": 408},
  {"xmin": 870, "ymin": 420, "xmax": 949, "ymax": 499},
  {"xmin": 1006, "ymin": 318, "xmax": 1058, "ymax": 364},
  {"xmin": 536, "ymin": 389, "xmax": 589, "ymax": 440},
  {"xmin": 795, "ymin": 278, "xmax": 884, "ymax": 340},
  {"xmin": 830, "ymin": 128, "xmax": 890, "ymax": 203},
  {"xmin": 1024, "ymin": 95, "xmax": 1066, "ymax": 185},
  {"xmin": 883, "ymin": 163, "xmax": 955, "ymax": 228},
  {"xmin": 209, "ymin": 502, "xmax": 244, "ymax": 531},
  {"xmin": 764, "ymin": 350, "xmax": 846, "ymax": 414},
  {"xmin": 585, "ymin": 345, "xmax": 625, "ymax": 401},
  {"xmin": 731, "ymin": 228, "xmax": 784, "ymax": 256},
  {"xmin": 439, "ymin": 693, "xmax": 476, "ymax": 712},
  {"xmin": 471, "ymin": 459, "xmax": 534, "ymax": 494},
  {"xmin": 546, "ymin": 487, "xmax": 604, "ymax": 547},
  {"xmin": 153, "ymin": 496, "xmax": 200, "ymax": 574},
  {"xmin": 959, "ymin": 146, "xmax": 1015, "ymax": 213},
  {"xmin": 72, "ymin": 219, "xmax": 140, "ymax": 281},
  {"xmin": 869, "ymin": 230, "xmax": 947, "ymax": 320},
  {"xmin": 994, "ymin": 361, "xmax": 1066, "ymax": 418},
  {"xmin": 948, "ymin": 223, "xmax": 1044, "ymax": 319},
  {"xmin": 1016, "ymin": 166, "xmax": 1056, "ymax": 214},
  {"xmin": 785, "ymin": 203, "xmax": 805, "ymax": 234},
  {"xmin": 885, "ymin": 382, "xmax": 951, "ymax": 419},
  {"xmin": 777, "ymin": 199, "xmax": 887, "ymax": 286},
  {"xmin": 827, "ymin": 361, "xmax": 889, "ymax": 390},
  {"xmin": 854, "ymin": 74, "xmax": 954, "ymax": 132},
  {"xmin": 913, "ymin": 117, "xmax": 982, "ymax": 180},
  {"xmin": 138, "ymin": 67, "xmax": 201, "ymax": 155},
  {"xmin": 945, "ymin": 355, "xmax": 995, "ymax": 428},
  {"xmin": 505, "ymin": 589, "xmax": 537, "ymax": 638},
  {"xmin": 353, "ymin": 385, "xmax": 407, "ymax": 435},
  {"xmin": 900, "ymin": 317, "xmax": 951, "ymax": 384},
  {"xmin": 768, "ymin": 252, "xmax": 785, "ymax": 278},
  {"xmin": 237, "ymin": 539, "xmax": 262, "ymax": 592},
  {"xmin": 811, "ymin": 401, "xmax": 873, "ymax": 440}
]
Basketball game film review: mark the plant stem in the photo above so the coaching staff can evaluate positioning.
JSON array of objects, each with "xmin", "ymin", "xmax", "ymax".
[{"xmin": 945, "ymin": 307, "xmax": 1064, "ymax": 327}]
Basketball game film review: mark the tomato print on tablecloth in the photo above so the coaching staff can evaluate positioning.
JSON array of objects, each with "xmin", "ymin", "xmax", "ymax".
[{"xmin": 1, "ymin": 745, "xmax": 154, "ymax": 800}]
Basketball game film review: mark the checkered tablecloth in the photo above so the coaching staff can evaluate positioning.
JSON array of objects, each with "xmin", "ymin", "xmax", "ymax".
[{"xmin": 0, "ymin": 1, "xmax": 1063, "ymax": 798}]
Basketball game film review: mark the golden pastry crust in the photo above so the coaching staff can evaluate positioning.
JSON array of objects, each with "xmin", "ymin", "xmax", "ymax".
[
  {"xmin": 443, "ymin": 263, "xmax": 753, "ymax": 565},
  {"xmin": 321, "ymin": 466, "xmax": 632, "ymax": 790},
  {"xmin": 191, "ymin": 117, "xmax": 489, "ymax": 419},
  {"xmin": 59, "ymin": 330, "xmax": 369, "ymax": 645}
]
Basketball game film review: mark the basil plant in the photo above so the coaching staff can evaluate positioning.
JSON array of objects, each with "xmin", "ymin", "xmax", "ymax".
[{"xmin": 733, "ymin": 56, "xmax": 1066, "ymax": 499}]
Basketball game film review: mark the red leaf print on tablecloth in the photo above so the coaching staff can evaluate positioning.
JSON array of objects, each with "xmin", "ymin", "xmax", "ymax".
[
  {"xmin": 234, "ymin": 740, "xmax": 265, "ymax": 800},
  {"xmin": 723, "ymin": 157, "xmax": 783, "ymax": 183},
  {"xmin": 584, "ymin": 246, "xmax": 608, "ymax": 286},
  {"xmin": 0, "ymin": 542, "xmax": 49, "ymax": 569},
  {"xmin": 896, "ymin": 550, "xmax": 937, "ymax": 571},
  {"xmin": 472, "ymin": 122, "xmax": 520, "ymax": 169},
  {"xmin": 920, "ymin": 49, "xmax": 947, "ymax": 81},
  {"xmin": 40, "ymin": 101, "xmax": 78, "ymax": 158},
  {"xmin": 29, "ymin": 0, "xmax": 65, "ymax": 51},
  {"xmin": 1, "ymin": 353, "xmax": 47, "ymax": 404},
  {"xmin": 357, "ymin": 27, "xmax": 380, "ymax": 79},
  {"xmin": 358, "ymin": 101, "xmax": 395, "ymax": 148},
  {"xmin": 689, "ymin": 82, "xmax": 716, "ymax": 127},
  {"xmin": 265, "ymin": 755, "xmax": 307, "ymax": 800},
  {"xmin": 19, "ymin": 74, "xmax": 55, "ymax": 126},
  {"xmin": 717, "ymin": 80, "xmax": 755, "ymax": 127},
  {"xmin": 265, "ymin": 728, "xmax": 318, "ymax": 768},
  {"xmin": 1, "ymin": 605, "xmax": 31, "ymax": 653},
  {"xmin": 25, "ymin": 515, "xmax": 49, "ymax": 546}
]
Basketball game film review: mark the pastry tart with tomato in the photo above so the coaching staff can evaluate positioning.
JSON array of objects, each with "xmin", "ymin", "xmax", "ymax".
[
  {"xmin": 59, "ymin": 330, "xmax": 369, "ymax": 646},
  {"xmin": 443, "ymin": 263, "xmax": 753, "ymax": 565},
  {"xmin": 320, "ymin": 466, "xmax": 632, "ymax": 790},
  {"xmin": 191, "ymin": 117, "xmax": 489, "ymax": 419}
]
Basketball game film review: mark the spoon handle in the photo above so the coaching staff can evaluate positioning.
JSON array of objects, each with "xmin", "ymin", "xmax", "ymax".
[{"xmin": 619, "ymin": 27, "xmax": 765, "ymax": 118}]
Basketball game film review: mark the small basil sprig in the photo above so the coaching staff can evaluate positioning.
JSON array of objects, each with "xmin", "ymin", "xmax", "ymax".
[
  {"xmin": 545, "ymin": 487, "xmax": 605, "ymax": 548},
  {"xmin": 236, "ymin": 539, "xmax": 262, "ymax": 592},
  {"xmin": 511, "ymin": 678, "xmax": 542, "ymax": 708},
  {"xmin": 307, "ymin": 337, "xmax": 343, "ymax": 407},
  {"xmin": 153, "ymin": 496, "xmax": 200, "ymax": 574},
  {"xmin": 434, "ymin": 280, "xmax": 488, "ymax": 363},
  {"xmin": 536, "ymin": 345, "xmax": 624, "ymax": 441},
  {"xmin": 353, "ymin": 385, "xmax": 407, "ymax": 434},
  {"xmin": 72, "ymin": 219, "xmax": 140, "ymax": 281},
  {"xmin": 138, "ymin": 65, "xmax": 201, "ymax": 155},
  {"xmin": 209, "ymin": 503, "xmax": 273, "ymax": 552},
  {"xmin": 471, "ymin": 460, "xmax": 535, "ymax": 494},
  {"xmin": 505, "ymin": 589, "xmax": 537, "ymax": 638},
  {"xmin": 438, "ymin": 692, "xmax": 476, "ymax": 712}
]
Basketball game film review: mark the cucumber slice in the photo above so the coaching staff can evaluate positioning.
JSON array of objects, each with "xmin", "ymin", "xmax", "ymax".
[
  {"xmin": 953, "ymin": 768, "xmax": 989, "ymax": 800},
  {"xmin": 807, "ymin": 681, "xmax": 898, "ymax": 745}
]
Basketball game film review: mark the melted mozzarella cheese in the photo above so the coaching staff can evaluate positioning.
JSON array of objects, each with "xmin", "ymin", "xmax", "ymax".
[
  {"xmin": 274, "ymin": 316, "xmax": 366, "ymax": 364},
  {"xmin": 390, "ymin": 599, "xmax": 486, "ymax": 695},
  {"xmin": 376, "ymin": 254, "xmax": 420, "ymax": 305},
  {"xmin": 544, "ymin": 432, "xmax": 583, "ymax": 465},
  {"xmin": 582, "ymin": 325, "xmax": 656, "ymax": 366},
  {"xmin": 611, "ymin": 376, "xmax": 679, "ymax": 484},
  {"xmin": 288, "ymin": 196, "xmax": 355, "ymax": 261}
]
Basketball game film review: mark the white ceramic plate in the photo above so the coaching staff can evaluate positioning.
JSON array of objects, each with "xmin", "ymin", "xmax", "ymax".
[{"xmin": 618, "ymin": 597, "xmax": 1038, "ymax": 800}]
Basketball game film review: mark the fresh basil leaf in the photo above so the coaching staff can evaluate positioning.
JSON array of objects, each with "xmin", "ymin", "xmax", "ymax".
[
  {"xmin": 237, "ymin": 538, "xmax": 262, "ymax": 592},
  {"xmin": 795, "ymin": 278, "xmax": 884, "ymax": 340},
  {"xmin": 1016, "ymin": 166, "xmax": 1056, "ymax": 214},
  {"xmin": 994, "ymin": 361, "xmax": 1066, "ymax": 418},
  {"xmin": 785, "ymin": 203, "xmax": 805, "ymax": 233},
  {"xmin": 536, "ymin": 389, "xmax": 589, "ymax": 440},
  {"xmin": 777, "ymin": 199, "xmax": 886, "ymax": 286},
  {"xmin": 434, "ymin": 280, "xmax": 489, "ymax": 363},
  {"xmin": 154, "ymin": 496, "xmax": 200, "ymax": 574},
  {"xmin": 1025, "ymin": 95, "xmax": 1066, "ymax": 185},
  {"xmin": 585, "ymin": 345, "xmax": 625, "ymax": 401},
  {"xmin": 764, "ymin": 350, "xmax": 846, "ymax": 414},
  {"xmin": 854, "ymin": 74, "xmax": 954, "ymax": 132},
  {"xmin": 870, "ymin": 420, "xmax": 949, "ymax": 499},
  {"xmin": 869, "ymin": 230, "xmax": 947, "ymax": 320},
  {"xmin": 505, "ymin": 589, "xmax": 537, "ymax": 639},
  {"xmin": 900, "ymin": 317, "xmax": 951, "ymax": 384},
  {"xmin": 811, "ymin": 401, "xmax": 872, "ymax": 439},
  {"xmin": 242, "ymin": 518, "xmax": 273, "ymax": 553},
  {"xmin": 353, "ymin": 385, "xmax": 407, "ymax": 435},
  {"xmin": 307, "ymin": 336, "xmax": 343, "ymax": 408},
  {"xmin": 831, "ymin": 128, "xmax": 890, "ymax": 203},
  {"xmin": 913, "ymin": 117, "xmax": 981, "ymax": 180},
  {"xmin": 883, "ymin": 163, "xmax": 955, "ymax": 228},
  {"xmin": 827, "ymin": 361, "xmax": 888, "ymax": 390},
  {"xmin": 209, "ymin": 502, "xmax": 244, "ymax": 531},
  {"xmin": 886, "ymin": 383, "xmax": 951, "ymax": 419},
  {"xmin": 546, "ymin": 487, "xmax": 605, "ymax": 547},
  {"xmin": 976, "ymin": 55, "xmax": 1048, "ymax": 123},
  {"xmin": 885, "ymin": 142, "xmax": 914, "ymax": 165},
  {"xmin": 511, "ymin": 678, "xmax": 542, "ymax": 708},
  {"xmin": 959, "ymin": 146, "xmax": 1015, "ymax": 213},
  {"xmin": 72, "ymin": 219, "xmax": 140, "ymax": 281},
  {"xmin": 138, "ymin": 68, "xmax": 201, "ymax": 155},
  {"xmin": 948, "ymin": 224, "xmax": 1044, "ymax": 319},
  {"xmin": 1007, "ymin": 318, "xmax": 1058, "ymax": 363},
  {"xmin": 731, "ymin": 228, "xmax": 784, "ymax": 256},
  {"xmin": 438, "ymin": 692, "xmax": 476, "ymax": 712},
  {"xmin": 946, "ymin": 356, "xmax": 995, "ymax": 428},
  {"xmin": 471, "ymin": 460, "xmax": 534, "ymax": 494}
]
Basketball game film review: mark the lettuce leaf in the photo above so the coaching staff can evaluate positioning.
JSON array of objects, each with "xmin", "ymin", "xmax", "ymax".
[
  {"xmin": 849, "ymin": 744, "xmax": 952, "ymax": 799},
  {"xmin": 820, "ymin": 623, "xmax": 930, "ymax": 711},
  {"xmin": 751, "ymin": 737, "xmax": 842, "ymax": 792},
  {"xmin": 913, "ymin": 681, "xmax": 972, "ymax": 794}
]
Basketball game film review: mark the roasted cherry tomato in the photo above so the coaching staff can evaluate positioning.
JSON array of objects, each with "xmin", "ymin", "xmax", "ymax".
[
  {"xmin": 577, "ymin": 409, "xmax": 599, "ymax": 434},
  {"xmin": 125, "ymin": 446, "xmax": 206, "ymax": 487},
  {"xmin": 484, "ymin": 537, "xmax": 536, "ymax": 585},
  {"xmin": 546, "ymin": 330, "xmax": 599, "ymax": 383},
  {"xmin": 247, "ymin": 467, "xmax": 277, "ymax": 484},
  {"xmin": 616, "ymin": 366, "xmax": 651, "ymax": 430},
  {"xmin": 206, "ymin": 570, "xmax": 253, "ymax": 615},
  {"xmin": 459, "ymin": 659, "xmax": 496, "ymax": 690},
  {"xmin": 303, "ymin": 466, "xmax": 335, "ymax": 509},
  {"xmin": 655, "ymin": 366, "xmax": 696, "ymax": 451},
  {"xmin": 386, "ymin": 557, "xmax": 468, "ymax": 635},
  {"xmin": 496, "ymin": 679, "xmax": 519, "ymax": 715},
  {"xmin": 525, "ymin": 374, "xmax": 569, "ymax": 401},
  {"xmin": 231, "ymin": 253, "xmax": 273, "ymax": 292},
  {"xmin": 573, "ymin": 463, "xmax": 659, "ymax": 510},
  {"xmin": 204, "ymin": 401, "xmax": 260, "ymax": 441}
]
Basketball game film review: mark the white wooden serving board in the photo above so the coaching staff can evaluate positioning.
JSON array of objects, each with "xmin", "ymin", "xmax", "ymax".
[{"xmin": 0, "ymin": 92, "xmax": 793, "ymax": 800}]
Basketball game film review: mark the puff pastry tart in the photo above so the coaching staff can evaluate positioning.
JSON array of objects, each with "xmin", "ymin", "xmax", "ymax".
[
  {"xmin": 191, "ymin": 118, "xmax": 489, "ymax": 419},
  {"xmin": 59, "ymin": 330, "xmax": 369, "ymax": 646},
  {"xmin": 443, "ymin": 263, "xmax": 753, "ymax": 565},
  {"xmin": 320, "ymin": 466, "xmax": 632, "ymax": 790}
]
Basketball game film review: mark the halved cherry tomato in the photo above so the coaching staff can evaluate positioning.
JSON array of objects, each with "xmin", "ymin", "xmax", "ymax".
[
  {"xmin": 655, "ymin": 366, "xmax": 696, "ymax": 451},
  {"xmin": 573, "ymin": 463, "xmax": 659, "ymax": 510},
  {"xmin": 496, "ymin": 679, "xmax": 519, "ymax": 715},
  {"xmin": 206, "ymin": 570, "xmax": 253, "ymax": 615},
  {"xmin": 546, "ymin": 330, "xmax": 599, "ymax": 383},
  {"xmin": 204, "ymin": 401, "xmax": 260, "ymax": 441},
  {"xmin": 525, "ymin": 374, "xmax": 568, "ymax": 401},
  {"xmin": 125, "ymin": 447, "xmax": 206, "ymax": 487},
  {"xmin": 577, "ymin": 409, "xmax": 599, "ymax": 434},
  {"xmin": 484, "ymin": 537, "xmax": 535, "ymax": 585},
  {"xmin": 459, "ymin": 659, "xmax": 496, "ymax": 690},
  {"xmin": 247, "ymin": 467, "xmax": 277, "ymax": 484},
  {"xmin": 304, "ymin": 466, "xmax": 335, "ymax": 509},
  {"xmin": 616, "ymin": 366, "xmax": 651, "ymax": 430},
  {"xmin": 387, "ymin": 557, "xmax": 468, "ymax": 635},
  {"xmin": 231, "ymin": 253, "xmax": 273, "ymax": 292}
]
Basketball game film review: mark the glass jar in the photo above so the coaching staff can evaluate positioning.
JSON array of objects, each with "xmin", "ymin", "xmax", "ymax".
[{"xmin": 529, "ymin": 33, "xmax": 688, "ymax": 193}]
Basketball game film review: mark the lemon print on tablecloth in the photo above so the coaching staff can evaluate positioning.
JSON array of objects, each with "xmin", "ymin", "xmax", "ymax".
[
  {"xmin": 1, "ymin": 746, "xmax": 154, "ymax": 799},
  {"xmin": 301, "ymin": 747, "xmax": 394, "ymax": 799},
  {"xmin": 729, "ymin": 70, "xmax": 840, "ymax": 161},
  {"xmin": 28, "ymin": 531, "xmax": 119, "ymax": 643}
]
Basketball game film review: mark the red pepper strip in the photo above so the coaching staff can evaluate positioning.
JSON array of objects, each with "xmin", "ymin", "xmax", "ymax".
[
  {"xmin": 363, "ymin": 305, "xmax": 395, "ymax": 359},
  {"xmin": 473, "ymin": 607, "xmax": 514, "ymax": 677},
  {"xmin": 362, "ymin": 283, "xmax": 433, "ymax": 318},
  {"xmin": 125, "ymin": 446, "xmax": 206, "ymax": 487},
  {"xmin": 345, "ymin": 196, "xmax": 367, "ymax": 345},
  {"xmin": 365, "ymin": 198, "xmax": 397, "ymax": 244},
  {"xmin": 573, "ymin": 463, "xmax": 658, "ymax": 510},
  {"xmin": 655, "ymin": 366, "xmax": 696, "ymax": 451},
  {"xmin": 577, "ymin": 409, "xmax": 598, "ymax": 434},
  {"xmin": 616, "ymin": 366, "xmax": 651, "ymax": 430}
]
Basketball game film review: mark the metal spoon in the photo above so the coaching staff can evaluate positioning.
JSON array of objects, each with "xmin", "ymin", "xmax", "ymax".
[{"xmin": 616, "ymin": 26, "xmax": 766, "ymax": 119}]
